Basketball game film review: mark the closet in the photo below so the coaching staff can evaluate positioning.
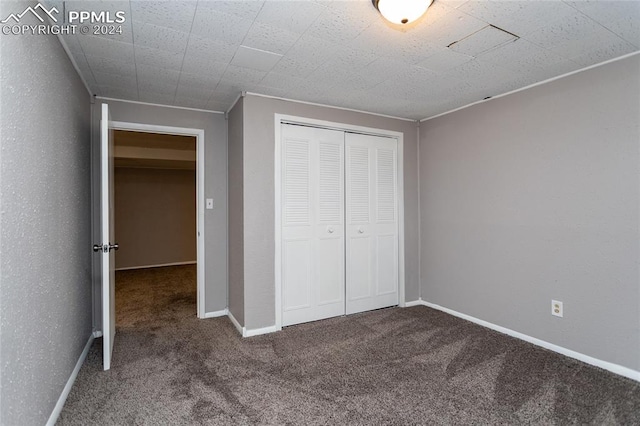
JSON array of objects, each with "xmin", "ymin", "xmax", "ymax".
[{"xmin": 280, "ymin": 123, "xmax": 399, "ymax": 327}]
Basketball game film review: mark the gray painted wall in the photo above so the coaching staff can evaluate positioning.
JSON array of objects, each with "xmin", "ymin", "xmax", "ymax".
[
  {"xmin": 91, "ymin": 100, "xmax": 228, "ymax": 327},
  {"xmin": 0, "ymin": 4, "xmax": 92, "ymax": 424},
  {"xmin": 114, "ymin": 167, "xmax": 196, "ymax": 270},
  {"xmin": 241, "ymin": 94, "xmax": 420, "ymax": 329},
  {"xmin": 228, "ymin": 98, "xmax": 245, "ymax": 325},
  {"xmin": 419, "ymin": 55, "xmax": 640, "ymax": 370}
]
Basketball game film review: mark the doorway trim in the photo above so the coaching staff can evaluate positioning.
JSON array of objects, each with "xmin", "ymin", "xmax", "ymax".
[
  {"xmin": 110, "ymin": 120, "xmax": 206, "ymax": 319},
  {"xmin": 274, "ymin": 114, "xmax": 406, "ymax": 331}
]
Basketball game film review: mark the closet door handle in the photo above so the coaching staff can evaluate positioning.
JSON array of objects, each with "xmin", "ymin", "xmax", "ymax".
[
  {"xmin": 358, "ymin": 227, "xmax": 364, "ymax": 234},
  {"xmin": 327, "ymin": 226, "xmax": 334, "ymax": 234}
]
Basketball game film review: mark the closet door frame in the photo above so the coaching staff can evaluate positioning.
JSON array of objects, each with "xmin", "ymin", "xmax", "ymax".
[{"xmin": 274, "ymin": 114, "xmax": 405, "ymax": 331}]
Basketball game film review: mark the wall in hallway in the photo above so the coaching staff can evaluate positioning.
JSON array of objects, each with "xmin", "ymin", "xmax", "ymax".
[{"xmin": 114, "ymin": 167, "xmax": 196, "ymax": 270}]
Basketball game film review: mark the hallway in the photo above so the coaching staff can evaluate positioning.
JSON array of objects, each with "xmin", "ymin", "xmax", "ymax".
[{"xmin": 115, "ymin": 265, "xmax": 198, "ymax": 329}]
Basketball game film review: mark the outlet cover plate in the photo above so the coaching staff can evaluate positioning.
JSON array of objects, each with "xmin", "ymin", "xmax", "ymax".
[{"xmin": 552, "ymin": 300, "xmax": 563, "ymax": 317}]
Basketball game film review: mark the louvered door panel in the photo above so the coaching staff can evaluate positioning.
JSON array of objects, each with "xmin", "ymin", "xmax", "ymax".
[
  {"xmin": 345, "ymin": 133, "xmax": 398, "ymax": 315},
  {"xmin": 281, "ymin": 124, "xmax": 345, "ymax": 326},
  {"xmin": 376, "ymin": 148, "xmax": 396, "ymax": 222},
  {"xmin": 348, "ymin": 146, "xmax": 370, "ymax": 223},
  {"xmin": 283, "ymin": 139, "xmax": 310, "ymax": 225},
  {"xmin": 319, "ymin": 142, "xmax": 342, "ymax": 223}
]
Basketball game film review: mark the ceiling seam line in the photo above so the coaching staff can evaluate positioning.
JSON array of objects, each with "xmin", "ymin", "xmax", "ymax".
[
  {"xmin": 172, "ymin": 2, "xmax": 199, "ymax": 104},
  {"xmin": 128, "ymin": 1, "xmax": 140, "ymax": 101},
  {"xmin": 204, "ymin": 1, "xmax": 269, "ymax": 108}
]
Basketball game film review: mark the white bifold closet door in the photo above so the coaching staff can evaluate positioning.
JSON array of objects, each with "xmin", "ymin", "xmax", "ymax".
[
  {"xmin": 345, "ymin": 132, "xmax": 398, "ymax": 315},
  {"xmin": 281, "ymin": 124, "xmax": 398, "ymax": 327},
  {"xmin": 281, "ymin": 124, "xmax": 346, "ymax": 327}
]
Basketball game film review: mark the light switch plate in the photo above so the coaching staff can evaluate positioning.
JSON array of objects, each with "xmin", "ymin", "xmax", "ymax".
[{"xmin": 206, "ymin": 198, "xmax": 213, "ymax": 209}]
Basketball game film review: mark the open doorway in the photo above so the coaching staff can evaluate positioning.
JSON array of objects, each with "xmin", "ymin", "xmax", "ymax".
[
  {"xmin": 113, "ymin": 130, "xmax": 198, "ymax": 327},
  {"xmin": 102, "ymin": 121, "xmax": 206, "ymax": 330}
]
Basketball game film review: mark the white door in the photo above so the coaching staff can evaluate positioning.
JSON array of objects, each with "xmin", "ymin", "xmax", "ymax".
[
  {"xmin": 281, "ymin": 124, "xmax": 345, "ymax": 326},
  {"xmin": 345, "ymin": 132, "xmax": 398, "ymax": 315},
  {"xmin": 95, "ymin": 103, "xmax": 117, "ymax": 370}
]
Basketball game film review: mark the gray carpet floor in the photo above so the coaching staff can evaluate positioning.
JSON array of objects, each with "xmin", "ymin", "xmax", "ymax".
[{"xmin": 58, "ymin": 265, "xmax": 640, "ymax": 425}]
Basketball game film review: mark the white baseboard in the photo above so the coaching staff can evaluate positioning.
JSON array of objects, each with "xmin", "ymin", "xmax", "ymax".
[
  {"xmin": 416, "ymin": 299, "xmax": 640, "ymax": 382},
  {"xmin": 226, "ymin": 311, "xmax": 279, "ymax": 337},
  {"xmin": 115, "ymin": 261, "xmax": 196, "ymax": 271},
  {"xmin": 403, "ymin": 300, "xmax": 423, "ymax": 308},
  {"xmin": 245, "ymin": 324, "xmax": 279, "ymax": 337},
  {"xmin": 204, "ymin": 308, "xmax": 228, "ymax": 318},
  {"xmin": 227, "ymin": 311, "xmax": 245, "ymax": 336},
  {"xmin": 46, "ymin": 333, "xmax": 94, "ymax": 426}
]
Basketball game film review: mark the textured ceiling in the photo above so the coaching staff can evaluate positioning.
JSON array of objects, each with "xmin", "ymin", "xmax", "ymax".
[{"xmin": 50, "ymin": 0, "xmax": 639, "ymax": 120}]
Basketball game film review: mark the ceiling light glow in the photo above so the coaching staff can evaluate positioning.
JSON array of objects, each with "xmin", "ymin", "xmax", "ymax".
[{"xmin": 372, "ymin": 0, "xmax": 433, "ymax": 25}]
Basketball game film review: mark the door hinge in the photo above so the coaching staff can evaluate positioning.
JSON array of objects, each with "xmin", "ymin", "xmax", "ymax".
[{"xmin": 93, "ymin": 243, "xmax": 119, "ymax": 253}]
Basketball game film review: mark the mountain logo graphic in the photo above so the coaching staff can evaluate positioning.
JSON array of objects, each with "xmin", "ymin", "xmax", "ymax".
[{"xmin": 1, "ymin": 3, "xmax": 59, "ymax": 24}]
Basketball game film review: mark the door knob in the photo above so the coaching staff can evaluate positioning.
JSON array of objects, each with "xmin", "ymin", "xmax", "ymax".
[
  {"xmin": 358, "ymin": 227, "xmax": 364, "ymax": 234},
  {"xmin": 109, "ymin": 243, "xmax": 119, "ymax": 251},
  {"xmin": 327, "ymin": 226, "xmax": 334, "ymax": 234}
]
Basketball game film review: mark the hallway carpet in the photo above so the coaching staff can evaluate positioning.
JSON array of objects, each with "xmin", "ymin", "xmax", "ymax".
[{"xmin": 58, "ymin": 265, "xmax": 640, "ymax": 425}]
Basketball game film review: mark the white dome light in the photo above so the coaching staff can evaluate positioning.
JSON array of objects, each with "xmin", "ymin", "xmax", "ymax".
[{"xmin": 372, "ymin": 0, "xmax": 434, "ymax": 25}]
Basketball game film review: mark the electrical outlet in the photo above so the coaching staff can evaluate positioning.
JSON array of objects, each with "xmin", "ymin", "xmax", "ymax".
[{"xmin": 551, "ymin": 300, "xmax": 563, "ymax": 317}]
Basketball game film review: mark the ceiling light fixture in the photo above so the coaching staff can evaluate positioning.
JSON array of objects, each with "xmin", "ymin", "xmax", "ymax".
[{"xmin": 372, "ymin": 0, "xmax": 433, "ymax": 25}]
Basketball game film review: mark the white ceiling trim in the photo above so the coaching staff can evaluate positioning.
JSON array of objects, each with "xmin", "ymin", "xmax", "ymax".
[
  {"xmin": 55, "ymin": 33, "xmax": 93, "ymax": 97},
  {"xmin": 95, "ymin": 96, "xmax": 225, "ymax": 114},
  {"xmin": 93, "ymin": 43, "xmax": 640, "ymax": 125},
  {"xmin": 420, "ymin": 50, "xmax": 640, "ymax": 122},
  {"xmin": 226, "ymin": 91, "xmax": 245, "ymax": 115},
  {"xmin": 245, "ymin": 91, "xmax": 417, "ymax": 122}
]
